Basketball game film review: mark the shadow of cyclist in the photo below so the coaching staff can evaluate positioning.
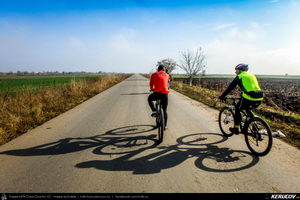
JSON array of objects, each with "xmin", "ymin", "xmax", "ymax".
[
  {"xmin": 0, "ymin": 125, "xmax": 156, "ymax": 156},
  {"xmin": 0, "ymin": 126, "xmax": 259, "ymax": 173},
  {"xmin": 75, "ymin": 132, "xmax": 259, "ymax": 174}
]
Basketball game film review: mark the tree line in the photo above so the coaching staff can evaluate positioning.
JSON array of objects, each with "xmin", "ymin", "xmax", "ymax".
[
  {"xmin": 0, "ymin": 71, "xmax": 109, "ymax": 76},
  {"xmin": 156, "ymin": 47, "xmax": 207, "ymax": 86}
]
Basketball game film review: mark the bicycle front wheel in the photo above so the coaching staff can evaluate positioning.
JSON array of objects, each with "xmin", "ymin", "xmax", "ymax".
[
  {"xmin": 218, "ymin": 107, "xmax": 235, "ymax": 137},
  {"xmin": 244, "ymin": 117, "xmax": 273, "ymax": 156}
]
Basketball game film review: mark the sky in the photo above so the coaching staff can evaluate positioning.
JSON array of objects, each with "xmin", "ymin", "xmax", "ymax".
[{"xmin": 0, "ymin": 0, "xmax": 300, "ymax": 75}]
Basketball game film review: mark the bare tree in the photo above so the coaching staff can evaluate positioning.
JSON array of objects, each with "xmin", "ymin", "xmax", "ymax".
[
  {"xmin": 178, "ymin": 47, "xmax": 207, "ymax": 86},
  {"xmin": 157, "ymin": 58, "xmax": 177, "ymax": 73}
]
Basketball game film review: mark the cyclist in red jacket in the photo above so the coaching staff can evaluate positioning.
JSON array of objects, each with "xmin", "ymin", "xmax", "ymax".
[{"xmin": 148, "ymin": 65, "xmax": 170, "ymax": 128}]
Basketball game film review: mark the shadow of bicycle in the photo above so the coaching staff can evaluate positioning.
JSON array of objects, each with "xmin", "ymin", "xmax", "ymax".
[
  {"xmin": 0, "ymin": 125, "xmax": 157, "ymax": 156},
  {"xmin": 0, "ymin": 125, "xmax": 259, "ymax": 174},
  {"xmin": 75, "ymin": 131, "xmax": 259, "ymax": 174}
]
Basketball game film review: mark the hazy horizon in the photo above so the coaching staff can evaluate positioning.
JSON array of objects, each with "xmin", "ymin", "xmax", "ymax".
[{"xmin": 1, "ymin": 0, "xmax": 300, "ymax": 75}]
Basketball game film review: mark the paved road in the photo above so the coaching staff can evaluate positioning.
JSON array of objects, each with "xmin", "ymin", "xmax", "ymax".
[{"xmin": 0, "ymin": 74, "xmax": 300, "ymax": 193}]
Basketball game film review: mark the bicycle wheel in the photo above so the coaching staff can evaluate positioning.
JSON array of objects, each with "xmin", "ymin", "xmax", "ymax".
[
  {"xmin": 155, "ymin": 102, "xmax": 159, "ymax": 128},
  {"xmin": 244, "ymin": 117, "xmax": 273, "ymax": 156},
  {"xmin": 158, "ymin": 108, "xmax": 165, "ymax": 143},
  {"xmin": 218, "ymin": 107, "xmax": 235, "ymax": 137},
  {"xmin": 155, "ymin": 114, "xmax": 159, "ymax": 128}
]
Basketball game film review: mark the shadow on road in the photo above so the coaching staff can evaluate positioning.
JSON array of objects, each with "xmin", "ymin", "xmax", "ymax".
[
  {"xmin": 0, "ymin": 125, "xmax": 259, "ymax": 173},
  {"xmin": 76, "ymin": 131, "xmax": 259, "ymax": 174},
  {"xmin": 0, "ymin": 125, "xmax": 156, "ymax": 156}
]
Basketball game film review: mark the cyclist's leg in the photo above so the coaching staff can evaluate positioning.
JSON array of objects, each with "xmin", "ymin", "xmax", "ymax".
[
  {"xmin": 243, "ymin": 99, "xmax": 264, "ymax": 139},
  {"xmin": 160, "ymin": 93, "xmax": 168, "ymax": 126},
  {"xmin": 244, "ymin": 99, "xmax": 262, "ymax": 116},
  {"xmin": 148, "ymin": 92, "xmax": 159, "ymax": 112},
  {"xmin": 250, "ymin": 100, "xmax": 262, "ymax": 109},
  {"xmin": 236, "ymin": 97, "xmax": 260, "ymax": 123},
  {"xmin": 231, "ymin": 98, "xmax": 247, "ymax": 134},
  {"xmin": 234, "ymin": 98, "xmax": 244, "ymax": 127}
]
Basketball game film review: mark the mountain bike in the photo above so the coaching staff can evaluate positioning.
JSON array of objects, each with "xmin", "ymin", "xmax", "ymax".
[{"xmin": 218, "ymin": 97, "xmax": 273, "ymax": 156}]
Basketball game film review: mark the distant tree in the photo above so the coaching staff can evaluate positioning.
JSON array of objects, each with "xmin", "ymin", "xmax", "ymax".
[
  {"xmin": 157, "ymin": 58, "xmax": 177, "ymax": 73},
  {"xmin": 178, "ymin": 47, "xmax": 207, "ymax": 86}
]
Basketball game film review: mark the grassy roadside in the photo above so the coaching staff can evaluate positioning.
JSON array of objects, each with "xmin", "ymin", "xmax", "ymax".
[
  {"xmin": 0, "ymin": 74, "xmax": 102, "ymax": 93},
  {"xmin": 0, "ymin": 74, "xmax": 131, "ymax": 145},
  {"xmin": 170, "ymin": 81, "xmax": 300, "ymax": 149}
]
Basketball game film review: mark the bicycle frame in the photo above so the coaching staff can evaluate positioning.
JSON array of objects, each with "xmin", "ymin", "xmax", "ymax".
[{"xmin": 223, "ymin": 97, "xmax": 256, "ymax": 133}]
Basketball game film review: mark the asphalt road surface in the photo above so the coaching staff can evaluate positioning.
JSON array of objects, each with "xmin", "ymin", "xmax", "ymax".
[{"xmin": 0, "ymin": 74, "xmax": 299, "ymax": 193}]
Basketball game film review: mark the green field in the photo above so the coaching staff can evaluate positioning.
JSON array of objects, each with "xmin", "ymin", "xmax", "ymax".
[{"xmin": 0, "ymin": 74, "xmax": 103, "ymax": 93}]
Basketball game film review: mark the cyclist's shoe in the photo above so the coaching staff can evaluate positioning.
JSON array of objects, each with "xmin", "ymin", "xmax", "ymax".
[
  {"xmin": 229, "ymin": 127, "xmax": 239, "ymax": 135},
  {"xmin": 164, "ymin": 126, "xmax": 168, "ymax": 130},
  {"xmin": 151, "ymin": 111, "xmax": 158, "ymax": 117}
]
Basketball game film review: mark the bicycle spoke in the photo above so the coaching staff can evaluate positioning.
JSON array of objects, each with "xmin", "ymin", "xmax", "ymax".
[
  {"xmin": 245, "ymin": 117, "xmax": 272, "ymax": 156},
  {"xmin": 219, "ymin": 107, "xmax": 235, "ymax": 137}
]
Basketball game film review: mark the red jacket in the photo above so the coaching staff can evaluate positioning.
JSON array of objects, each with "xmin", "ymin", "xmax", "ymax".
[{"xmin": 150, "ymin": 70, "xmax": 170, "ymax": 94}]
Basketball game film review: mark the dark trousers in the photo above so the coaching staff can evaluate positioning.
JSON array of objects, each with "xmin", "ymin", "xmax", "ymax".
[
  {"xmin": 235, "ymin": 97, "xmax": 262, "ymax": 126},
  {"xmin": 148, "ymin": 92, "xmax": 168, "ymax": 126}
]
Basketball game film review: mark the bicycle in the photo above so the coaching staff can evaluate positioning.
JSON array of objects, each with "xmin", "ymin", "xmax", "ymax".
[
  {"xmin": 149, "ymin": 90, "xmax": 167, "ymax": 144},
  {"xmin": 218, "ymin": 97, "xmax": 273, "ymax": 156},
  {"xmin": 155, "ymin": 98, "xmax": 165, "ymax": 143}
]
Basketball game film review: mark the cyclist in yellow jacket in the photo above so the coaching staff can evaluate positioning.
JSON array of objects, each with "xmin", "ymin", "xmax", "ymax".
[{"xmin": 219, "ymin": 64, "xmax": 264, "ymax": 135}]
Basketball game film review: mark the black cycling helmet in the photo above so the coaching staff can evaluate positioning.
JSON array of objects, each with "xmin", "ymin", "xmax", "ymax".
[
  {"xmin": 235, "ymin": 63, "xmax": 248, "ymax": 71},
  {"xmin": 157, "ymin": 64, "xmax": 166, "ymax": 71}
]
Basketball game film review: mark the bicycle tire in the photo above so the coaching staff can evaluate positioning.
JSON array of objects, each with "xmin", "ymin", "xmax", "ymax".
[
  {"xmin": 155, "ymin": 103, "xmax": 159, "ymax": 128},
  {"xmin": 155, "ymin": 114, "xmax": 159, "ymax": 128},
  {"xmin": 244, "ymin": 117, "xmax": 273, "ymax": 156},
  {"xmin": 218, "ymin": 107, "xmax": 235, "ymax": 137},
  {"xmin": 158, "ymin": 108, "xmax": 165, "ymax": 143}
]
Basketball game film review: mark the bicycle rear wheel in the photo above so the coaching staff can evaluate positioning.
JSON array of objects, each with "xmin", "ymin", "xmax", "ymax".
[
  {"xmin": 158, "ymin": 108, "xmax": 165, "ymax": 143},
  {"xmin": 218, "ymin": 107, "xmax": 235, "ymax": 137},
  {"xmin": 244, "ymin": 117, "xmax": 273, "ymax": 156},
  {"xmin": 156, "ymin": 111, "xmax": 160, "ymax": 133},
  {"xmin": 155, "ymin": 102, "xmax": 159, "ymax": 128}
]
